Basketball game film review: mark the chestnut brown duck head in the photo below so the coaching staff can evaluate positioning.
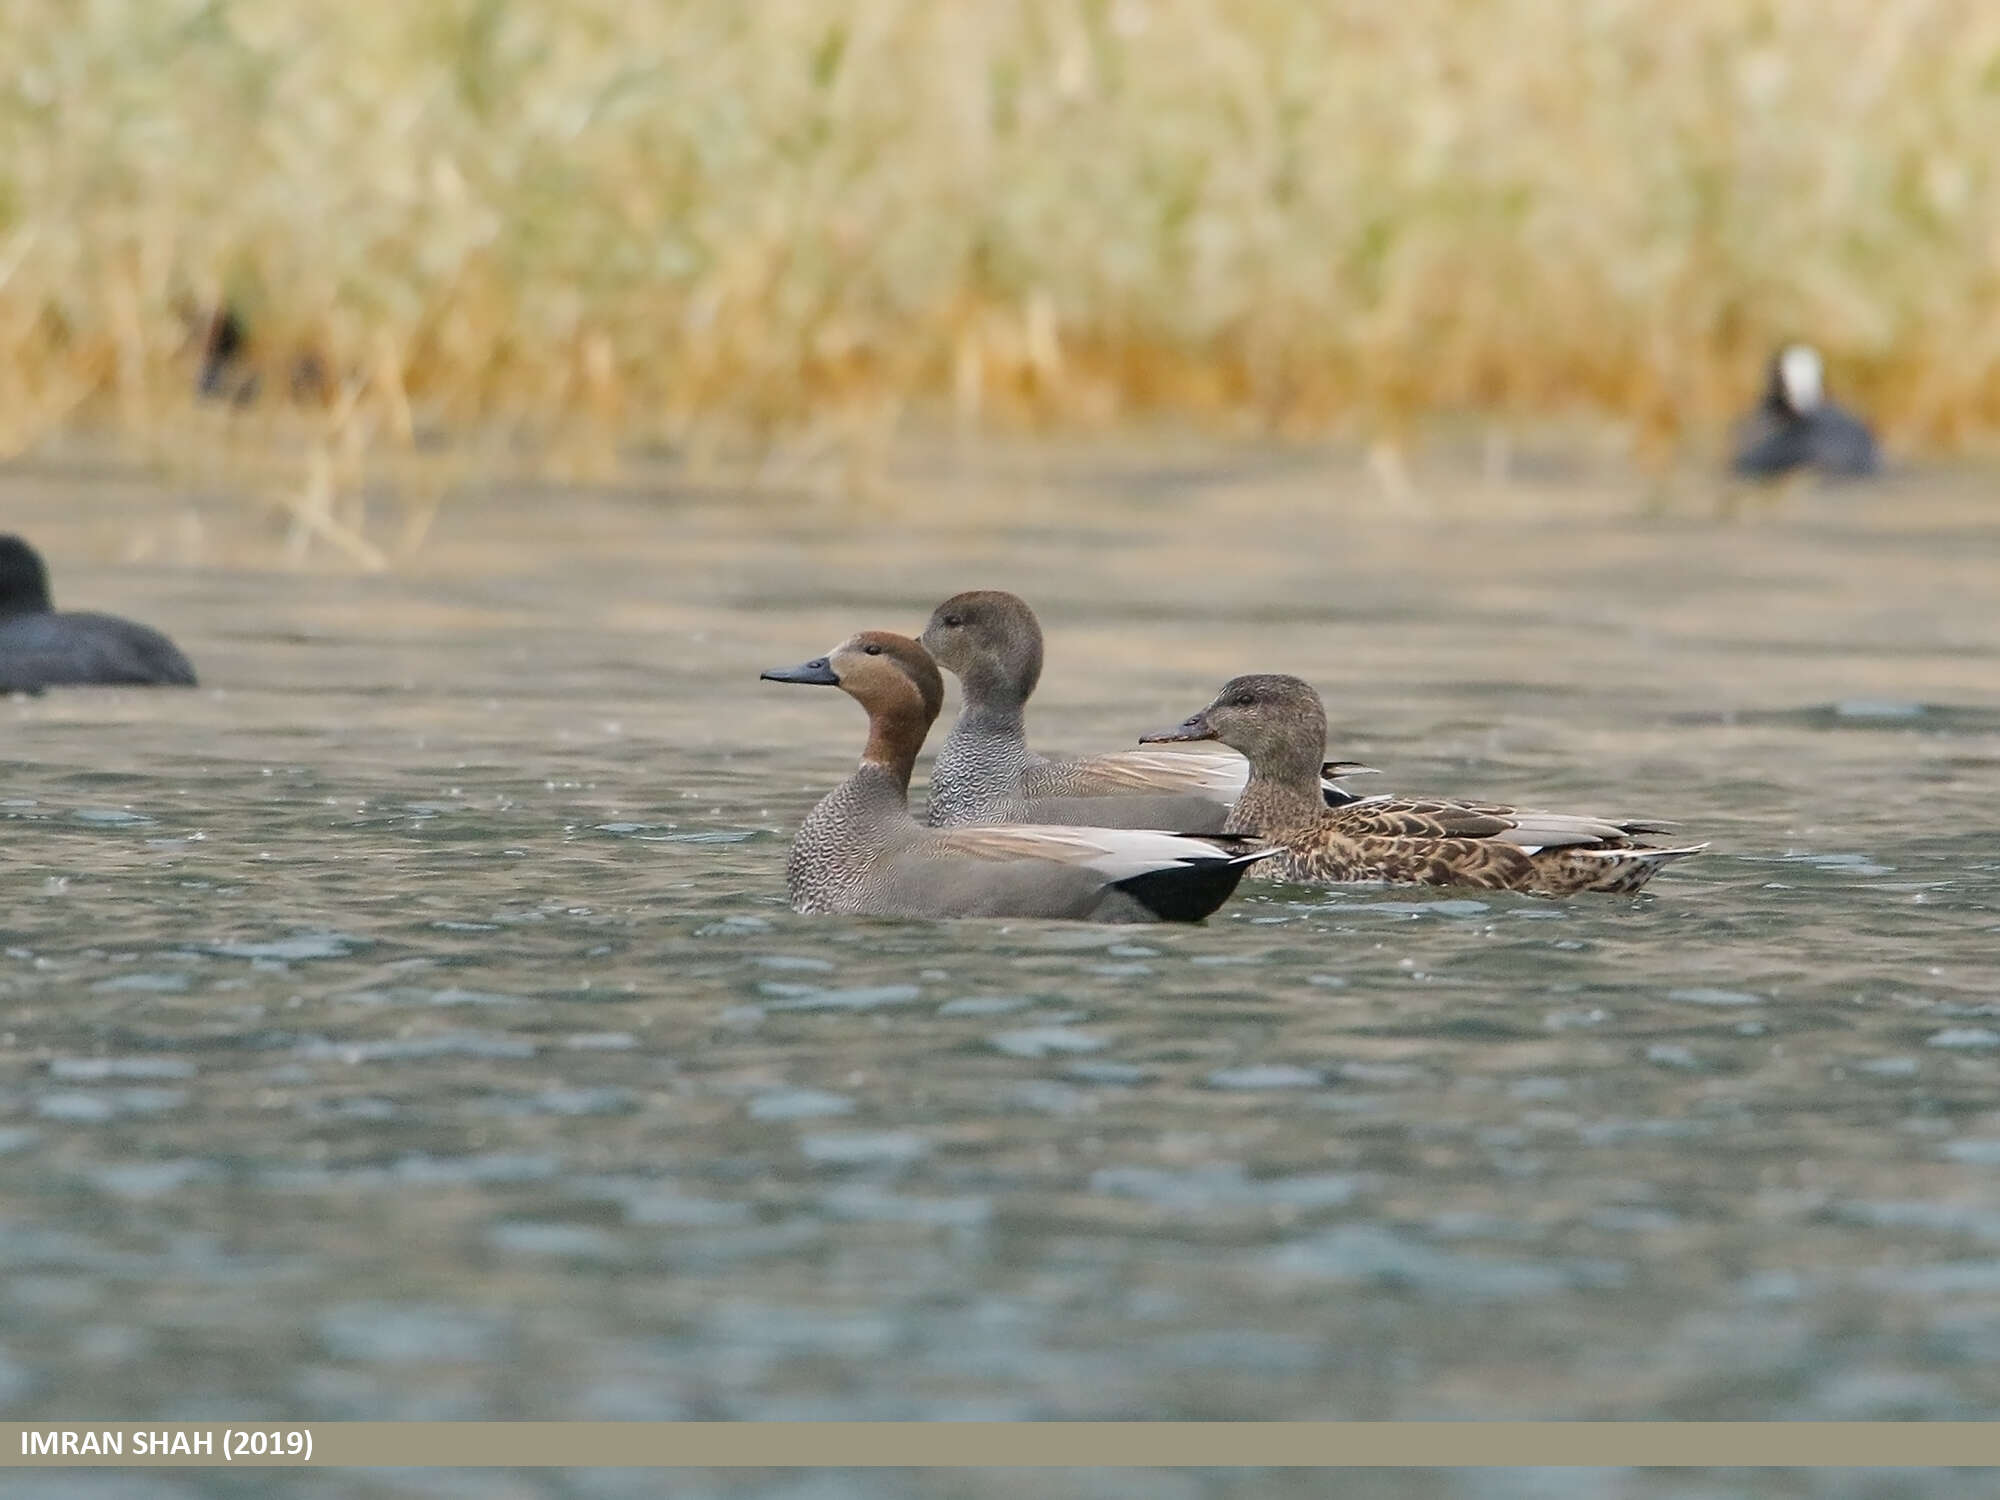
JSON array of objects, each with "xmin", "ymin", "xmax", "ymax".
[
  {"xmin": 760, "ymin": 630, "xmax": 1273, "ymax": 921},
  {"xmin": 762, "ymin": 629, "xmax": 944, "ymax": 789}
]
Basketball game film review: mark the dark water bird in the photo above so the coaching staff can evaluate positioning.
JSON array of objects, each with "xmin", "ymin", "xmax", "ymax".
[
  {"xmin": 918, "ymin": 589, "xmax": 1375, "ymax": 831},
  {"xmin": 181, "ymin": 301, "xmax": 332, "ymax": 406},
  {"xmin": 0, "ymin": 537, "xmax": 198, "ymax": 691},
  {"xmin": 1143, "ymin": 674, "xmax": 1704, "ymax": 896},
  {"xmin": 761, "ymin": 631, "xmax": 1275, "ymax": 921},
  {"xmin": 1731, "ymin": 344, "xmax": 1879, "ymax": 480},
  {"xmin": 196, "ymin": 305, "xmax": 256, "ymax": 403}
]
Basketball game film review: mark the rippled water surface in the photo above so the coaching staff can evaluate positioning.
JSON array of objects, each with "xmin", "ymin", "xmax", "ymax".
[{"xmin": 4, "ymin": 448, "xmax": 2000, "ymax": 1498}]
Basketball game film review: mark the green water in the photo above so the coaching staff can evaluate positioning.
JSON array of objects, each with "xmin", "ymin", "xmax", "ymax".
[{"xmin": 2, "ymin": 447, "xmax": 1999, "ymax": 1499}]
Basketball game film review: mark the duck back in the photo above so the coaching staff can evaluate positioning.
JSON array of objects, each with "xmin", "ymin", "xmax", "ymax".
[{"xmin": 0, "ymin": 611, "xmax": 197, "ymax": 691}]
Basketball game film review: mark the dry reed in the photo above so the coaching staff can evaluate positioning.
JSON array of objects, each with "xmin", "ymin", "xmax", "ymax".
[{"xmin": 5, "ymin": 0, "xmax": 2000, "ymax": 514}]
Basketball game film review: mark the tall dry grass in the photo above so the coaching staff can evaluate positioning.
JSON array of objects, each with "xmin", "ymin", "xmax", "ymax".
[{"xmin": 4, "ymin": 0, "xmax": 2000, "ymax": 525}]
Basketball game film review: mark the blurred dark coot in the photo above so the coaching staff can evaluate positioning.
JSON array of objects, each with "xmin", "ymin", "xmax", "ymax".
[
  {"xmin": 0, "ymin": 537, "xmax": 198, "ymax": 691},
  {"xmin": 1731, "ymin": 343, "xmax": 1880, "ymax": 480}
]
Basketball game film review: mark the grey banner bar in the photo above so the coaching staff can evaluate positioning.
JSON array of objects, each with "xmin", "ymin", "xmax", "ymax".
[{"xmin": 5, "ymin": 1422, "xmax": 1999, "ymax": 1468}]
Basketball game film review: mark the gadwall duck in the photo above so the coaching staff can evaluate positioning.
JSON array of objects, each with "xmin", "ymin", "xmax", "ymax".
[
  {"xmin": 918, "ymin": 589, "xmax": 1374, "ymax": 831},
  {"xmin": 761, "ymin": 631, "xmax": 1276, "ymax": 921},
  {"xmin": 1732, "ymin": 344, "xmax": 1879, "ymax": 480},
  {"xmin": 1143, "ymin": 674, "xmax": 1705, "ymax": 896},
  {"xmin": 0, "ymin": 538, "xmax": 197, "ymax": 691}
]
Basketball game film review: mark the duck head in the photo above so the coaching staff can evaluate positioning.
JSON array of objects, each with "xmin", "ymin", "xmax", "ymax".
[
  {"xmin": 919, "ymin": 590, "xmax": 1045, "ymax": 708},
  {"xmin": 762, "ymin": 630, "xmax": 946, "ymax": 784},
  {"xmin": 1141, "ymin": 673, "xmax": 1329, "ymax": 783},
  {"xmin": 0, "ymin": 536, "xmax": 52, "ymax": 616},
  {"xmin": 1769, "ymin": 343, "xmax": 1825, "ymax": 417}
]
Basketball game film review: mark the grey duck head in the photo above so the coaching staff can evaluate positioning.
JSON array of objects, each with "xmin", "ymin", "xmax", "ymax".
[{"xmin": 919, "ymin": 590, "xmax": 1045, "ymax": 709}]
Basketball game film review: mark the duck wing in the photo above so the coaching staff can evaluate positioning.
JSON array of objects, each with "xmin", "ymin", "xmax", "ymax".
[
  {"xmin": 1807, "ymin": 405, "xmax": 1880, "ymax": 476},
  {"xmin": 1032, "ymin": 745, "xmax": 1378, "ymax": 808},
  {"xmin": 0, "ymin": 612, "xmax": 197, "ymax": 688},
  {"xmin": 1328, "ymin": 796, "xmax": 1673, "ymax": 852},
  {"xmin": 1034, "ymin": 746, "xmax": 1251, "ymax": 799},
  {"xmin": 868, "ymin": 824, "xmax": 1275, "ymax": 922},
  {"xmin": 931, "ymin": 823, "xmax": 1268, "ymax": 880},
  {"xmin": 1732, "ymin": 408, "xmax": 1811, "ymax": 478}
]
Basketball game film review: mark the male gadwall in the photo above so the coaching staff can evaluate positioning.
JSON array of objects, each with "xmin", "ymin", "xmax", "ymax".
[
  {"xmin": 1143, "ymin": 674, "xmax": 1704, "ymax": 896},
  {"xmin": 0, "ymin": 537, "xmax": 197, "ymax": 691},
  {"xmin": 1732, "ymin": 344, "xmax": 1879, "ymax": 480},
  {"xmin": 918, "ymin": 589, "xmax": 1374, "ymax": 831},
  {"xmin": 761, "ymin": 631, "xmax": 1275, "ymax": 921}
]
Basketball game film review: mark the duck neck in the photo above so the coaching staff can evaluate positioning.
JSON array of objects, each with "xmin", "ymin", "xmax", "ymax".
[
  {"xmin": 1226, "ymin": 748, "xmax": 1328, "ymax": 836},
  {"xmin": 861, "ymin": 692, "xmax": 936, "ymax": 798},
  {"xmin": 1764, "ymin": 372, "xmax": 1804, "ymax": 423},
  {"xmin": 0, "ymin": 577, "xmax": 50, "ymax": 617},
  {"xmin": 944, "ymin": 690, "xmax": 1026, "ymax": 755},
  {"xmin": 927, "ymin": 688, "xmax": 1031, "ymax": 825},
  {"xmin": 958, "ymin": 659, "xmax": 1029, "ymax": 724}
]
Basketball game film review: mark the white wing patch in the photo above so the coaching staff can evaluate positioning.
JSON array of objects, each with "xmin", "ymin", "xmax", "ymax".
[
  {"xmin": 1490, "ymin": 811, "xmax": 1645, "ymax": 850},
  {"xmin": 938, "ymin": 823, "xmax": 1250, "ymax": 882}
]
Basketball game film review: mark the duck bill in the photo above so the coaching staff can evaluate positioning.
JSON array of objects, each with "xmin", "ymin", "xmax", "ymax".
[
  {"xmin": 1138, "ymin": 712, "xmax": 1217, "ymax": 745},
  {"xmin": 760, "ymin": 657, "xmax": 840, "ymax": 686}
]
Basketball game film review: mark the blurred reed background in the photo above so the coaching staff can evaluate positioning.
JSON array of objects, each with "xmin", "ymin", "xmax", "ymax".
[{"xmin": 3, "ymin": 0, "xmax": 1999, "ymax": 551}]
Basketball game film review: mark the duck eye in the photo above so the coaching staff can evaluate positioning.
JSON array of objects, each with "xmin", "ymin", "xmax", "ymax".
[
  {"xmin": 862, "ymin": 643, "xmax": 884, "ymax": 656},
  {"xmin": 1232, "ymin": 693, "xmax": 1255, "ymax": 707},
  {"xmin": 941, "ymin": 614, "xmax": 962, "ymax": 628}
]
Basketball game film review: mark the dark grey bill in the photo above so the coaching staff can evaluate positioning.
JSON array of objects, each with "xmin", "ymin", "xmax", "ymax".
[
  {"xmin": 760, "ymin": 658, "xmax": 840, "ymax": 686},
  {"xmin": 1138, "ymin": 713, "xmax": 1215, "ymax": 745}
]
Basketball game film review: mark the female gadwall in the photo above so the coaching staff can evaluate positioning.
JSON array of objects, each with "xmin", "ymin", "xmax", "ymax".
[
  {"xmin": 919, "ymin": 589, "xmax": 1373, "ymax": 831},
  {"xmin": 761, "ymin": 631, "xmax": 1275, "ymax": 921},
  {"xmin": 1143, "ymin": 674, "xmax": 1704, "ymax": 896},
  {"xmin": 0, "ymin": 537, "xmax": 197, "ymax": 691},
  {"xmin": 1732, "ymin": 344, "xmax": 1879, "ymax": 480}
]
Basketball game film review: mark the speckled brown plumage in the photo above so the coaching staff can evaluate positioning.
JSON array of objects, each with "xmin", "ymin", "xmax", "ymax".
[
  {"xmin": 1246, "ymin": 814, "xmax": 1691, "ymax": 895},
  {"xmin": 1143, "ymin": 674, "xmax": 1705, "ymax": 897}
]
